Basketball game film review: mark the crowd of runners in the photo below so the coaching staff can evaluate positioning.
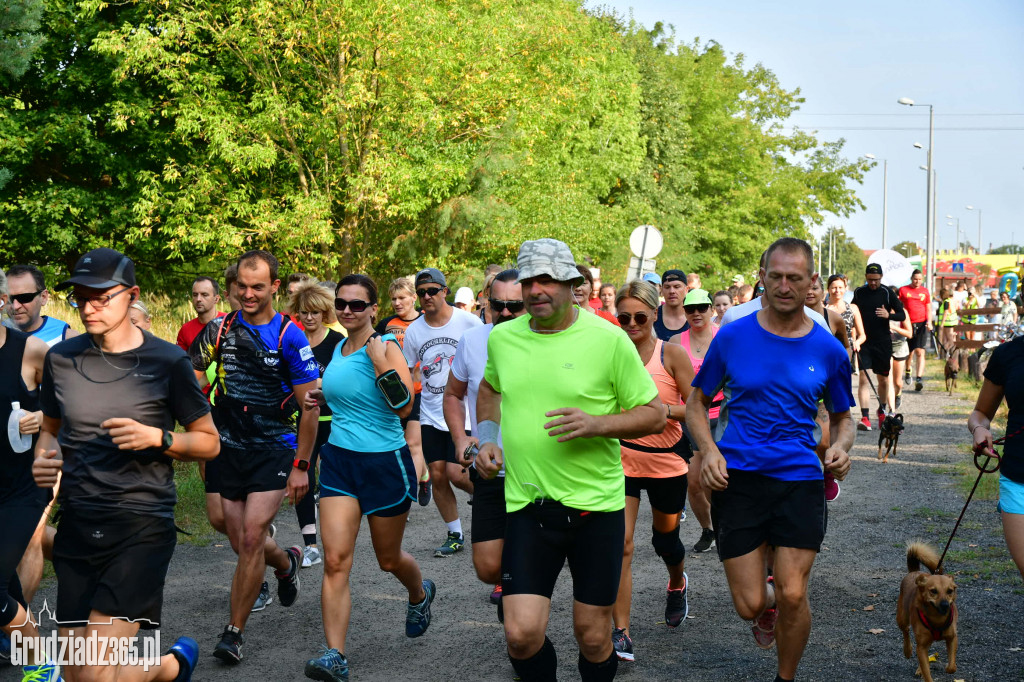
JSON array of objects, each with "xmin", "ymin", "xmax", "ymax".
[{"xmin": 1, "ymin": 237, "xmax": 1021, "ymax": 682}]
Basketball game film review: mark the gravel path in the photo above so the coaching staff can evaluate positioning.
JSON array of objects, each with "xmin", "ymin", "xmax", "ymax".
[{"xmin": 7, "ymin": 372, "xmax": 1024, "ymax": 681}]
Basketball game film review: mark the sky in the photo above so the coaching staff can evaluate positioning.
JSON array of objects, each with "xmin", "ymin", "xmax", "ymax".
[{"xmin": 593, "ymin": 0, "xmax": 1024, "ymax": 256}]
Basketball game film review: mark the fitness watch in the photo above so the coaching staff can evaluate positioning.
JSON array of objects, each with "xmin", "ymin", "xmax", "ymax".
[
  {"xmin": 293, "ymin": 458, "xmax": 310, "ymax": 472},
  {"xmin": 161, "ymin": 430, "xmax": 174, "ymax": 451}
]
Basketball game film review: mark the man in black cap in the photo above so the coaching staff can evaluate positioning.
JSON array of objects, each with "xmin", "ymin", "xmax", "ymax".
[
  {"xmin": 653, "ymin": 269, "xmax": 689, "ymax": 341},
  {"xmin": 852, "ymin": 263, "xmax": 905, "ymax": 430},
  {"xmin": 32, "ymin": 247, "xmax": 219, "ymax": 681}
]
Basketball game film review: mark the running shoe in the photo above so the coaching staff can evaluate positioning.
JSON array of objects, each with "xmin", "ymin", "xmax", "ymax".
[
  {"xmin": 876, "ymin": 409, "xmax": 886, "ymax": 431},
  {"xmin": 406, "ymin": 579, "xmax": 436, "ymax": 638},
  {"xmin": 251, "ymin": 581, "xmax": 272, "ymax": 612},
  {"xmin": 857, "ymin": 416, "xmax": 872, "ymax": 431},
  {"xmin": 665, "ymin": 575, "xmax": 689, "ymax": 627},
  {"xmin": 166, "ymin": 636, "xmax": 199, "ymax": 682},
  {"xmin": 915, "ymin": 378, "xmax": 923, "ymax": 392},
  {"xmin": 895, "ymin": 394, "xmax": 903, "ymax": 410},
  {"xmin": 611, "ymin": 628, "xmax": 634, "ymax": 662},
  {"xmin": 268, "ymin": 522, "xmax": 277, "ymax": 539},
  {"xmin": 213, "ymin": 627, "xmax": 244, "ymax": 665},
  {"xmin": 903, "ymin": 371, "xmax": 911, "ymax": 387},
  {"xmin": 489, "ymin": 584, "xmax": 502, "ymax": 605},
  {"xmin": 19, "ymin": 662, "xmax": 62, "ymax": 681},
  {"xmin": 302, "ymin": 546, "xmax": 322, "ymax": 568},
  {"xmin": 1, "ymin": 632, "xmax": 10, "ymax": 661},
  {"xmin": 693, "ymin": 528, "xmax": 715, "ymax": 553},
  {"xmin": 824, "ymin": 472, "xmax": 841, "ymax": 502},
  {"xmin": 418, "ymin": 480, "xmax": 432, "ymax": 507},
  {"xmin": 434, "ymin": 532, "xmax": 464, "ymax": 557},
  {"xmin": 751, "ymin": 577, "xmax": 777, "ymax": 650},
  {"xmin": 304, "ymin": 646, "xmax": 349, "ymax": 682},
  {"xmin": 276, "ymin": 546, "xmax": 302, "ymax": 607}
]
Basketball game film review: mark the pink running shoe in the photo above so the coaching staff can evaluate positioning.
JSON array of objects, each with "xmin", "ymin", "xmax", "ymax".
[
  {"xmin": 824, "ymin": 472, "xmax": 841, "ymax": 502},
  {"xmin": 751, "ymin": 577, "xmax": 777, "ymax": 649}
]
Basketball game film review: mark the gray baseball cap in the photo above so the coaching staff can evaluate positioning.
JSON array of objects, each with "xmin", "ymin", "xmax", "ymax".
[
  {"xmin": 414, "ymin": 268, "xmax": 447, "ymax": 288},
  {"xmin": 515, "ymin": 238, "xmax": 583, "ymax": 285}
]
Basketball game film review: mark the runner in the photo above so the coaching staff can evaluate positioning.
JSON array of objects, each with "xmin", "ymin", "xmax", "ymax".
[
  {"xmin": 888, "ymin": 307, "xmax": 913, "ymax": 412},
  {"xmin": 611, "ymin": 280, "xmax": 695, "ymax": 662},
  {"xmin": 721, "ymin": 251, "xmax": 829, "ymax": 331},
  {"xmin": 302, "ymin": 274, "xmax": 434, "ymax": 682},
  {"xmin": 1, "ymin": 273, "xmax": 61, "ymax": 681},
  {"xmin": 598, "ymin": 284, "xmax": 617, "ymax": 316},
  {"xmin": 825, "ymin": 274, "xmax": 866, "ymax": 365},
  {"xmin": 32, "ymin": 247, "xmax": 218, "ymax": 681},
  {"xmin": 711, "ymin": 290, "xmax": 732, "ymax": 325},
  {"xmin": 476, "ymin": 238, "xmax": 664, "ymax": 682},
  {"xmin": 671, "ymin": 289, "xmax": 722, "ymax": 554},
  {"xmin": 176, "ymin": 277, "xmax": 225, "ymax": 352},
  {"xmin": 376, "ymin": 277, "xmax": 430, "ymax": 505},
  {"xmin": 4, "ymin": 264, "xmax": 79, "ymax": 345},
  {"xmin": 454, "ymin": 287, "xmax": 476, "ymax": 314},
  {"xmin": 574, "ymin": 266, "xmax": 619, "ymax": 326},
  {"xmin": 224, "ymin": 264, "xmax": 242, "ymax": 312},
  {"xmin": 653, "ymin": 269, "xmax": 688, "ymax": 341},
  {"xmin": 687, "ymin": 237, "xmax": 854, "ymax": 682},
  {"xmin": 686, "ymin": 273, "xmax": 702, "ymax": 291},
  {"xmin": 402, "ymin": 268, "xmax": 481, "ymax": 557},
  {"xmin": 963, "ymin": 286, "xmax": 981, "ymax": 342},
  {"xmin": 852, "ymin": 263, "xmax": 906, "ymax": 430},
  {"xmin": 290, "ymin": 281, "xmax": 347, "ymax": 569},
  {"xmin": 898, "ymin": 269, "xmax": 932, "ymax": 391},
  {"xmin": 936, "ymin": 287, "xmax": 959, "ymax": 356},
  {"xmin": 442, "ymin": 268, "xmax": 525, "ymax": 617},
  {"xmin": 190, "ymin": 250, "xmax": 320, "ymax": 665},
  {"xmin": 129, "ymin": 300, "xmax": 152, "ymax": 330},
  {"xmin": 737, "ymin": 284, "xmax": 754, "ymax": 304}
]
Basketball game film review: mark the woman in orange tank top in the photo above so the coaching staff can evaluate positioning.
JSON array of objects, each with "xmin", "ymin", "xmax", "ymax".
[{"xmin": 611, "ymin": 280, "xmax": 695, "ymax": 662}]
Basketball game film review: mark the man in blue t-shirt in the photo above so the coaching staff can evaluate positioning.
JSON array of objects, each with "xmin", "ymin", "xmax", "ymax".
[
  {"xmin": 4, "ymin": 264, "xmax": 79, "ymax": 346},
  {"xmin": 190, "ymin": 250, "xmax": 320, "ymax": 665},
  {"xmin": 686, "ymin": 238, "xmax": 855, "ymax": 682}
]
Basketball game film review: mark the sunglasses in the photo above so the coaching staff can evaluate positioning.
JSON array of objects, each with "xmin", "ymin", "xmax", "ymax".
[
  {"xmin": 10, "ymin": 290, "xmax": 43, "ymax": 305},
  {"xmin": 616, "ymin": 312, "xmax": 650, "ymax": 326},
  {"xmin": 335, "ymin": 298, "xmax": 370, "ymax": 312},
  {"xmin": 67, "ymin": 287, "xmax": 131, "ymax": 309},
  {"xmin": 489, "ymin": 299, "xmax": 525, "ymax": 314},
  {"xmin": 684, "ymin": 303, "xmax": 711, "ymax": 314},
  {"xmin": 416, "ymin": 287, "xmax": 443, "ymax": 299}
]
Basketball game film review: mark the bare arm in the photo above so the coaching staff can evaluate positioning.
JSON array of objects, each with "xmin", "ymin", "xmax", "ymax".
[
  {"xmin": 475, "ymin": 378, "xmax": 503, "ymax": 479},
  {"xmin": 18, "ymin": 335, "xmax": 48, "ymax": 435},
  {"xmin": 366, "ymin": 338, "xmax": 414, "ymax": 420},
  {"xmin": 543, "ymin": 397, "xmax": 664, "ymax": 442},
  {"xmin": 685, "ymin": 386, "xmax": 729, "ymax": 490},
  {"xmin": 663, "ymin": 343, "xmax": 694, "ymax": 418},
  {"xmin": 824, "ymin": 410, "xmax": 854, "ymax": 480},
  {"xmin": 443, "ymin": 374, "xmax": 475, "ymax": 466},
  {"xmin": 100, "ymin": 411, "xmax": 221, "ymax": 462},
  {"xmin": 969, "ymin": 379, "xmax": 1005, "ymax": 455},
  {"xmin": 33, "ymin": 416, "xmax": 63, "ymax": 488},
  {"xmin": 850, "ymin": 305, "xmax": 867, "ymax": 350}
]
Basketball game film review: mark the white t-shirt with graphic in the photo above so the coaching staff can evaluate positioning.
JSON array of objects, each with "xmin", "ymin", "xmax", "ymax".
[{"xmin": 403, "ymin": 307, "xmax": 482, "ymax": 430}]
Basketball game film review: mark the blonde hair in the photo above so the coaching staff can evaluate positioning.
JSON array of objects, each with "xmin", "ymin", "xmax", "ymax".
[
  {"xmin": 615, "ymin": 280, "xmax": 659, "ymax": 311},
  {"xmin": 388, "ymin": 276, "xmax": 415, "ymax": 299},
  {"xmin": 289, "ymin": 280, "xmax": 338, "ymax": 324}
]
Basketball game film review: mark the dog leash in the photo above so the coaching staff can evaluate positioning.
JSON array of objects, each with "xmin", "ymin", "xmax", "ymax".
[{"xmin": 935, "ymin": 426, "xmax": 1023, "ymax": 573}]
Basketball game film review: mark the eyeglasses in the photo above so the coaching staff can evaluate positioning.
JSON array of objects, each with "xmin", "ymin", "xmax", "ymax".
[
  {"xmin": 335, "ymin": 298, "xmax": 370, "ymax": 312},
  {"xmin": 616, "ymin": 312, "xmax": 650, "ymax": 326},
  {"xmin": 67, "ymin": 287, "xmax": 131, "ymax": 309},
  {"xmin": 10, "ymin": 290, "xmax": 43, "ymax": 305},
  {"xmin": 684, "ymin": 303, "xmax": 711, "ymax": 314},
  {"xmin": 298, "ymin": 310, "xmax": 324, "ymax": 317},
  {"xmin": 489, "ymin": 299, "xmax": 525, "ymax": 314},
  {"xmin": 416, "ymin": 287, "xmax": 443, "ymax": 299}
]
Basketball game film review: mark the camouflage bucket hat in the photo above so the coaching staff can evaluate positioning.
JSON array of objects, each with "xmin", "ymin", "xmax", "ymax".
[{"xmin": 516, "ymin": 239, "xmax": 583, "ymax": 285}]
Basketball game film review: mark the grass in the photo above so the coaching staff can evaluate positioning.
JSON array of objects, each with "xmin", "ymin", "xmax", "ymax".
[
  {"xmin": 945, "ymin": 545, "xmax": 1020, "ymax": 585},
  {"xmin": 173, "ymin": 461, "xmax": 216, "ymax": 546}
]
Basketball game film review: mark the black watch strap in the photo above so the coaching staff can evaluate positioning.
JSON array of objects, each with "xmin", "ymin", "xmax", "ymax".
[{"xmin": 162, "ymin": 430, "xmax": 174, "ymax": 450}]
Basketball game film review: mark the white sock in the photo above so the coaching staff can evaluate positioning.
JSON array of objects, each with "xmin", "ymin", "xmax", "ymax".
[{"xmin": 446, "ymin": 519, "xmax": 463, "ymax": 536}]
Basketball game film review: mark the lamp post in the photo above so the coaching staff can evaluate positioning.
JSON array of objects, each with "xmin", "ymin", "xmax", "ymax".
[
  {"xmin": 900, "ymin": 97, "xmax": 935, "ymax": 292},
  {"xmin": 864, "ymin": 153, "xmax": 888, "ymax": 249},
  {"xmin": 966, "ymin": 205, "xmax": 982, "ymax": 254},
  {"xmin": 945, "ymin": 215, "xmax": 960, "ymax": 253}
]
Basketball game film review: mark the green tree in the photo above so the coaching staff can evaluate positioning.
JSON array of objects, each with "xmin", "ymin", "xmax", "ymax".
[
  {"xmin": 990, "ymin": 244, "xmax": 1022, "ymax": 255},
  {"xmin": 891, "ymin": 240, "xmax": 922, "ymax": 258},
  {"xmin": 0, "ymin": 0, "xmax": 45, "ymax": 80},
  {"xmin": 815, "ymin": 226, "xmax": 867, "ymax": 284}
]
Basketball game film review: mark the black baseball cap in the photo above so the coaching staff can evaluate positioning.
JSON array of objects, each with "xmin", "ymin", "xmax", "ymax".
[
  {"xmin": 414, "ymin": 268, "xmax": 447, "ymax": 288},
  {"xmin": 55, "ymin": 248, "xmax": 136, "ymax": 291},
  {"xmin": 662, "ymin": 269, "xmax": 687, "ymax": 284},
  {"xmin": 865, "ymin": 263, "xmax": 883, "ymax": 276}
]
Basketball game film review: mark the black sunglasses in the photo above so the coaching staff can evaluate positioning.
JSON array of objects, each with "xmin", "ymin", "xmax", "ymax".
[
  {"xmin": 489, "ymin": 299, "xmax": 525, "ymax": 314},
  {"xmin": 684, "ymin": 303, "xmax": 711, "ymax": 314},
  {"xmin": 335, "ymin": 298, "xmax": 369, "ymax": 312},
  {"xmin": 416, "ymin": 287, "xmax": 443, "ymax": 299},
  {"xmin": 616, "ymin": 312, "xmax": 650, "ymax": 326},
  {"xmin": 10, "ymin": 290, "xmax": 43, "ymax": 305}
]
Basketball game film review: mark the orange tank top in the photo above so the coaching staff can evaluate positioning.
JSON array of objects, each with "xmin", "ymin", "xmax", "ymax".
[{"xmin": 620, "ymin": 340, "xmax": 687, "ymax": 478}]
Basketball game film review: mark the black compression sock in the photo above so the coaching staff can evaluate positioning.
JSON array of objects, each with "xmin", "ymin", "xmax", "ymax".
[
  {"xmin": 303, "ymin": 533, "xmax": 317, "ymax": 546},
  {"xmin": 861, "ymin": 408, "xmax": 869, "ymax": 418},
  {"xmin": 775, "ymin": 676, "xmax": 794, "ymax": 682},
  {"xmin": 509, "ymin": 637, "xmax": 557, "ymax": 682},
  {"xmin": 578, "ymin": 650, "xmax": 618, "ymax": 682}
]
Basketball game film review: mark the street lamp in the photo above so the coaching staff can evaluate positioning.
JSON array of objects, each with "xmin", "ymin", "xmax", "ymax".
[
  {"xmin": 864, "ymin": 153, "xmax": 888, "ymax": 249},
  {"xmin": 966, "ymin": 205, "xmax": 982, "ymax": 254},
  {"xmin": 900, "ymin": 97, "xmax": 935, "ymax": 292},
  {"xmin": 945, "ymin": 215, "xmax": 960, "ymax": 253}
]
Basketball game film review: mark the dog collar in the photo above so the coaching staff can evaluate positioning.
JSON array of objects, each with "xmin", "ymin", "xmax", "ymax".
[{"xmin": 917, "ymin": 604, "xmax": 956, "ymax": 641}]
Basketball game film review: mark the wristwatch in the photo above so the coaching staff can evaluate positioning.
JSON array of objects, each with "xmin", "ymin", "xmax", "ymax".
[
  {"xmin": 293, "ymin": 458, "xmax": 310, "ymax": 472},
  {"xmin": 161, "ymin": 430, "xmax": 174, "ymax": 451}
]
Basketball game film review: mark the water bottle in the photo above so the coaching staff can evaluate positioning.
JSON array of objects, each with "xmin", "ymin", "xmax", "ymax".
[{"xmin": 8, "ymin": 401, "xmax": 31, "ymax": 453}]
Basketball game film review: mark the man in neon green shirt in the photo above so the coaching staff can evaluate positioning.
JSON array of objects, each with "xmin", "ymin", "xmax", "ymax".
[{"xmin": 477, "ymin": 238, "xmax": 664, "ymax": 682}]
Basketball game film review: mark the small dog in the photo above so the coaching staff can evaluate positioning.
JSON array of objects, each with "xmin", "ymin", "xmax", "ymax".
[
  {"xmin": 877, "ymin": 413, "xmax": 905, "ymax": 463},
  {"xmin": 944, "ymin": 348, "xmax": 961, "ymax": 395},
  {"xmin": 897, "ymin": 542, "xmax": 958, "ymax": 682}
]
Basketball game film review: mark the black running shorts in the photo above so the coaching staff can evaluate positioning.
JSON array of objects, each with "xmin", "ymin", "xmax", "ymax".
[
  {"xmin": 502, "ymin": 502, "xmax": 624, "ymax": 606},
  {"xmin": 53, "ymin": 508, "xmax": 176, "ymax": 629},
  {"xmin": 710, "ymin": 469, "xmax": 827, "ymax": 562},
  {"xmin": 318, "ymin": 442, "xmax": 416, "ymax": 517},
  {"xmin": 624, "ymin": 474, "xmax": 688, "ymax": 515},
  {"xmin": 207, "ymin": 445, "xmax": 293, "ymax": 501},
  {"xmin": 469, "ymin": 470, "xmax": 506, "ymax": 544},
  {"xmin": 858, "ymin": 341, "xmax": 893, "ymax": 376},
  {"xmin": 908, "ymin": 322, "xmax": 929, "ymax": 352},
  {"xmin": 420, "ymin": 424, "xmax": 469, "ymax": 465}
]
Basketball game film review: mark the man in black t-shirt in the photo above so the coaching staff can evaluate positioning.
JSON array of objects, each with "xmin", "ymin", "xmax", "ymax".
[
  {"xmin": 33, "ymin": 248, "xmax": 219, "ymax": 682},
  {"xmin": 852, "ymin": 263, "xmax": 905, "ymax": 430}
]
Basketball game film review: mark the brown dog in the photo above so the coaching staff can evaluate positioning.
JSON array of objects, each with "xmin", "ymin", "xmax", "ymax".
[
  {"xmin": 896, "ymin": 542, "xmax": 958, "ymax": 682},
  {"xmin": 944, "ymin": 349, "xmax": 960, "ymax": 395}
]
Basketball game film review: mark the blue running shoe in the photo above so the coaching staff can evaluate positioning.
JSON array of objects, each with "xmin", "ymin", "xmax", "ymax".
[
  {"xmin": 304, "ymin": 646, "xmax": 349, "ymax": 681},
  {"xmin": 166, "ymin": 637, "xmax": 199, "ymax": 681},
  {"xmin": 405, "ymin": 579, "xmax": 435, "ymax": 638},
  {"xmin": 20, "ymin": 661, "xmax": 62, "ymax": 681}
]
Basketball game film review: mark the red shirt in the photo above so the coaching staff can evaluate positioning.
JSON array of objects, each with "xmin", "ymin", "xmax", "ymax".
[
  {"xmin": 176, "ymin": 313, "xmax": 227, "ymax": 352},
  {"xmin": 898, "ymin": 286, "xmax": 931, "ymax": 324}
]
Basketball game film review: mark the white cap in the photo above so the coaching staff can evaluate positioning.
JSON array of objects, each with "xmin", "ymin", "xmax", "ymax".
[{"xmin": 454, "ymin": 287, "xmax": 475, "ymax": 305}]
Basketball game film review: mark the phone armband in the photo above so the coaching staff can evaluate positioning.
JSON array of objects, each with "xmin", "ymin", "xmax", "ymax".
[{"xmin": 375, "ymin": 369, "xmax": 411, "ymax": 409}]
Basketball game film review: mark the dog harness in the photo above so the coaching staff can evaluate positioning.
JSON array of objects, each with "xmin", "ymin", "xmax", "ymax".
[{"xmin": 917, "ymin": 604, "xmax": 956, "ymax": 641}]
